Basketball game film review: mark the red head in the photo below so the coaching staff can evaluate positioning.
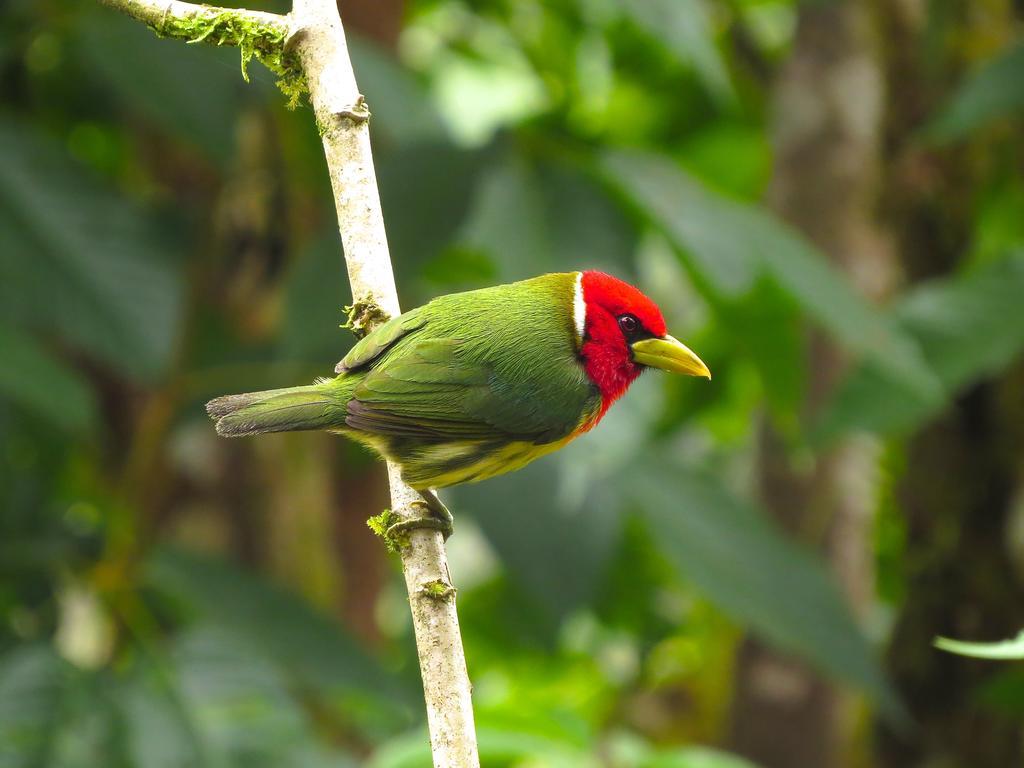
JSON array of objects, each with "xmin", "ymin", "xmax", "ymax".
[{"xmin": 574, "ymin": 270, "xmax": 709, "ymax": 428}]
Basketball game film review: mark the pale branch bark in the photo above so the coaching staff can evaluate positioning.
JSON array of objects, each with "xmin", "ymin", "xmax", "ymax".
[
  {"xmin": 99, "ymin": 0, "xmax": 288, "ymax": 40},
  {"xmin": 99, "ymin": 1, "xmax": 481, "ymax": 765},
  {"xmin": 288, "ymin": 0, "xmax": 400, "ymax": 327}
]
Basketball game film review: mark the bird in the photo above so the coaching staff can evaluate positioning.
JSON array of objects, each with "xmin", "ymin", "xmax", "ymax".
[{"xmin": 206, "ymin": 271, "xmax": 710, "ymax": 536}]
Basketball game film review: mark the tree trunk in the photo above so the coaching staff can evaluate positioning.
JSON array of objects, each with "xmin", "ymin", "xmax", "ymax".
[
  {"xmin": 730, "ymin": 3, "xmax": 894, "ymax": 766},
  {"xmin": 872, "ymin": 2, "xmax": 1024, "ymax": 765}
]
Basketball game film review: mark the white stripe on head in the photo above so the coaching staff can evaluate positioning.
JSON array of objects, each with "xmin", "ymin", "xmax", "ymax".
[{"xmin": 573, "ymin": 271, "xmax": 586, "ymax": 347}]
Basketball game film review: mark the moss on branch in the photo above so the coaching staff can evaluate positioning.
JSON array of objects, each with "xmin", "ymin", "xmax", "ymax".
[
  {"xmin": 343, "ymin": 300, "xmax": 391, "ymax": 339},
  {"xmin": 367, "ymin": 509, "xmax": 408, "ymax": 553},
  {"xmin": 421, "ymin": 579, "xmax": 456, "ymax": 602},
  {"xmin": 108, "ymin": 2, "xmax": 307, "ymax": 108}
]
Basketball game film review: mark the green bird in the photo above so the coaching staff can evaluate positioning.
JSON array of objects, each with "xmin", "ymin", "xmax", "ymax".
[{"xmin": 207, "ymin": 271, "xmax": 710, "ymax": 534}]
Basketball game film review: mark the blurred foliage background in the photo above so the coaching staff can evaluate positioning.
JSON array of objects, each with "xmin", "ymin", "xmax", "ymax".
[{"xmin": 3, "ymin": 0, "xmax": 1024, "ymax": 766}]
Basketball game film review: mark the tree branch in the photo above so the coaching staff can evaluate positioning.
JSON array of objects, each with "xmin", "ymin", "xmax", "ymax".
[
  {"xmin": 287, "ymin": 1, "xmax": 480, "ymax": 764},
  {"xmin": 99, "ymin": 0, "xmax": 286, "ymax": 35},
  {"xmin": 99, "ymin": 1, "xmax": 480, "ymax": 765}
]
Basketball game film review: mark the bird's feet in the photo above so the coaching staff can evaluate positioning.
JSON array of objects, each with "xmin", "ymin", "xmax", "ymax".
[{"xmin": 385, "ymin": 489, "xmax": 454, "ymax": 541}]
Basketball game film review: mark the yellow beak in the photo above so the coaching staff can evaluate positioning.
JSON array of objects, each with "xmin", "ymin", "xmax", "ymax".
[{"xmin": 630, "ymin": 335, "xmax": 711, "ymax": 379}]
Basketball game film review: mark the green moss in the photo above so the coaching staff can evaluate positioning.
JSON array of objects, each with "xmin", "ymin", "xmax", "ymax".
[
  {"xmin": 343, "ymin": 301, "xmax": 390, "ymax": 339},
  {"xmin": 150, "ymin": 9, "xmax": 307, "ymax": 109},
  {"xmin": 367, "ymin": 509, "xmax": 408, "ymax": 553},
  {"xmin": 315, "ymin": 112, "xmax": 330, "ymax": 138},
  {"xmin": 421, "ymin": 579, "xmax": 456, "ymax": 601},
  {"xmin": 274, "ymin": 67, "xmax": 309, "ymax": 111}
]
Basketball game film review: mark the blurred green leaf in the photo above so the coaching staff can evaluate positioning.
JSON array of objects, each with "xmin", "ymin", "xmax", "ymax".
[
  {"xmin": 0, "ymin": 647, "xmax": 123, "ymax": 765},
  {"xmin": 542, "ymin": 161, "xmax": 637, "ymax": 274},
  {"xmin": 452, "ymin": 376, "xmax": 662, "ymax": 623},
  {"xmin": 897, "ymin": 252, "xmax": 1024, "ymax": 384},
  {"xmin": 621, "ymin": 0, "xmax": 735, "ymax": 106},
  {"xmin": 602, "ymin": 149, "xmax": 755, "ymax": 296},
  {"xmin": 0, "ymin": 645, "xmax": 69, "ymax": 766},
  {"xmin": 813, "ymin": 364, "xmax": 919, "ymax": 442},
  {"xmin": 349, "ymin": 36, "xmax": 447, "ymax": 146},
  {"xmin": 146, "ymin": 548, "xmax": 413, "ymax": 727},
  {"xmin": 0, "ymin": 326, "xmax": 96, "ymax": 432},
  {"xmin": 927, "ymin": 41, "xmax": 1024, "ymax": 142},
  {"xmin": 0, "ymin": 120, "xmax": 183, "ymax": 381},
  {"xmin": 642, "ymin": 746, "xmax": 761, "ymax": 768},
  {"xmin": 970, "ymin": 178, "xmax": 1024, "ymax": 264},
  {"xmin": 452, "ymin": 454, "xmax": 621, "ymax": 625},
  {"xmin": 817, "ymin": 252, "xmax": 1024, "ymax": 440},
  {"xmin": 601, "ymin": 150, "xmax": 940, "ymax": 405},
  {"xmin": 633, "ymin": 463, "xmax": 899, "ymax": 717},
  {"xmin": 935, "ymin": 630, "xmax": 1024, "ymax": 660},
  {"xmin": 456, "ymin": 153, "xmax": 551, "ymax": 281},
  {"xmin": 0, "ymin": 638, "xmax": 360, "ymax": 768},
  {"xmin": 977, "ymin": 666, "xmax": 1024, "ymax": 715},
  {"xmin": 370, "ymin": 725, "xmax": 593, "ymax": 768},
  {"xmin": 714, "ymin": 280, "xmax": 804, "ymax": 416},
  {"xmin": 377, "ymin": 142, "xmax": 485, "ymax": 293},
  {"xmin": 74, "ymin": 9, "xmax": 255, "ymax": 163},
  {"xmin": 171, "ymin": 627, "xmax": 358, "ymax": 766},
  {"xmin": 609, "ymin": 734, "xmax": 761, "ymax": 768},
  {"xmin": 280, "ymin": 231, "xmax": 352, "ymax": 362},
  {"xmin": 115, "ymin": 668, "xmax": 208, "ymax": 768},
  {"xmin": 455, "ymin": 150, "xmax": 634, "ymax": 283},
  {"xmin": 679, "ymin": 124, "xmax": 771, "ymax": 199}
]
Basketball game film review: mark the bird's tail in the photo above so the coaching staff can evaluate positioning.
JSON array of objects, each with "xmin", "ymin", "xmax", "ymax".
[{"xmin": 206, "ymin": 380, "xmax": 343, "ymax": 437}]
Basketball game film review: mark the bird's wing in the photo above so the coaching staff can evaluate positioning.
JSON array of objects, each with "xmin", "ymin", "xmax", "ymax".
[
  {"xmin": 334, "ymin": 307, "xmax": 427, "ymax": 374},
  {"xmin": 346, "ymin": 336, "xmax": 597, "ymax": 445}
]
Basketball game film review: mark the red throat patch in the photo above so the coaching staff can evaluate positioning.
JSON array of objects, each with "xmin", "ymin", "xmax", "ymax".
[{"xmin": 577, "ymin": 271, "xmax": 667, "ymax": 428}]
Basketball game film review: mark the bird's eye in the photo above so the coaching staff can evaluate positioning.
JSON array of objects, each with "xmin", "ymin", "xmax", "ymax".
[{"xmin": 618, "ymin": 314, "xmax": 640, "ymax": 335}]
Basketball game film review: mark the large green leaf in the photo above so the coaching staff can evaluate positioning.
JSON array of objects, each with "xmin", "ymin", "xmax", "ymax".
[
  {"xmin": 451, "ymin": 451, "xmax": 622, "ymax": 624},
  {"xmin": 167, "ymin": 627, "xmax": 357, "ymax": 767},
  {"xmin": 0, "ymin": 120, "xmax": 183, "ymax": 381},
  {"xmin": 816, "ymin": 252, "xmax": 1024, "ymax": 441},
  {"xmin": 146, "ymin": 548, "xmax": 412, "ymax": 729},
  {"xmin": 0, "ymin": 636, "xmax": 357, "ymax": 768},
  {"xmin": 633, "ymin": 462, "xmax": 899, "ymax": 717},
  {"xmin": 74, "ymin": 9, "xmax": 255, "ymax": 163},
  {"xmin": 898, "ymin": 253, "xmax": 1024, "ymax": 384},
  {"xmin": 621, "ymin": 0, "xmax": 735, "ymax": 106},
  {"xmin": 542, "ymin": 160, "xmax": 638, "ymax": 273},
  {"xmin": 927, "ymin": 41, "xmax": 1024, "ymax": 142},
  {"xmin": 280, "ymin": 230, "xmax": 353, "ymax": 362},
  {"xmin": 456, "ymin": 153, "xmax": 554, "ymax": 281},
  {"xmin": 712, "ymin": 279, "xmax": 805, "ymax": 416},
  {"xmin": 349, "ymin": 36, "xmax": 447, "ymax": 146},
  {"xmin": 454, "ymin": 150, "xmax": 635, "ymax": 284},
  {"xmin": 0, "ymin": 650, "xmax": 130, "ymax": 767},
  {"xmin": 170, "ymin": 627, "xmax": 303, "ymax": 762},
  {"xmin": 600, "ymin": 150, "xmax": 940, "ymax": 403},
  {"xmin": 114, "ymin": 668, "xmax": 208, "ymax": 768},
  {"xmin": 0, "ymin": 325, "xmax": 96, "ymax": 432},
  {"xmin": 451, "ymin": 375, "xmax": 661, "ymax": 623},
  {"xmin": 641, "ymin": 747, "xmax": 761, "ymax": 768},
  {"xmin": 0, "ymin": 645, "xmax": 69, "ymax": 766},
  {"xmin": 0, "ymin": 647, "xmax": 171, "ymax": 767},
  {"xmin": 377, "ymin": 142, "xmax": 486, "ymax": 289}
]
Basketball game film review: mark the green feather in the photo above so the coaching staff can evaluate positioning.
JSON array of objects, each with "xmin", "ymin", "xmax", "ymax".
[{"xmin": 207, "ymin": 383, "xmax": 343, "ymax": 437}]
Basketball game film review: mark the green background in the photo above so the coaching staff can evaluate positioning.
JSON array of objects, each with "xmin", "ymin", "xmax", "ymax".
[{"xmin": 3, "ymin": 0, "xmax": 1024, "ymax": 766}]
